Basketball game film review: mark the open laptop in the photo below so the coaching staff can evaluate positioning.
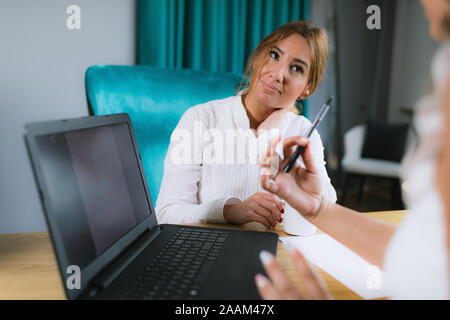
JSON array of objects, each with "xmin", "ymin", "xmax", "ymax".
[{"xmin": 24, "ymin": 113, "xmax": 278, "ymax": 300}]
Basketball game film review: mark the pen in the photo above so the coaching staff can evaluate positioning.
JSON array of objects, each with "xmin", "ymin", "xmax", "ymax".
[{"xmin": 282, "ymin": 96, "xmax": 333, "ymax": 173}]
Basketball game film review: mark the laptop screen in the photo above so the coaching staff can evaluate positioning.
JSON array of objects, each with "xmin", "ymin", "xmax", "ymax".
[{"xmin": 35, "ymin": 122, "xmax": 151, "ymax": 269}]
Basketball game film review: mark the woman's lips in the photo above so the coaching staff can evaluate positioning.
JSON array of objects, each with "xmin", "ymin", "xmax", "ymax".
[{"xmin": 261, "ymin": 81, "xmax": 280, "ymax": 94}]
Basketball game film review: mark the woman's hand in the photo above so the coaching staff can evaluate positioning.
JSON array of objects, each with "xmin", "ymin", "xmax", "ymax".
[
  {"xmin": 255, "ymin": 244, "xmax": 331, "ymax": 300},
  {"xmin": 260, "ymin": 135, "xmax": 324, "ymax": 221},
  {"xmin": 256, "ymin": 108, "xmax": 289, "ymax": 137},
  {"xmin": 223, "ymin": 192, "xmax": 285, "ymax": 229}
]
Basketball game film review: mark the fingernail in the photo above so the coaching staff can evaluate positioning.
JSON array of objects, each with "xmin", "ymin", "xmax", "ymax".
[
  {"xmin": 255, "ymin": 274, "xmax": 267, "ymax": 288},
  {"xmin": 281, "ymin": 208, "xmax": 284, "ymax": 214},
  {"xmin": 284, "ymin": 241, "xmax": 296, "ymax": 253},
  {"xmin": 259, "ymin": 250, "xmax": 273, "ymax": 265},
  {"xmin": 300, "ymin": 137, "xmax": 309, "ymax": 143}
]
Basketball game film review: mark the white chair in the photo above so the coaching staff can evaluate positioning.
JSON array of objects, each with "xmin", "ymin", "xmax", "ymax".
[{"xmin": 340, "ymin": 124, "xmax": 416, "ymax": 207}]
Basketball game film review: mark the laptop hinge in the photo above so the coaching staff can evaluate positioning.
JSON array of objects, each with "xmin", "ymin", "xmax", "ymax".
[{"xmin": 92, "ymin": 226, "xmax": 161, "ymax": 289}]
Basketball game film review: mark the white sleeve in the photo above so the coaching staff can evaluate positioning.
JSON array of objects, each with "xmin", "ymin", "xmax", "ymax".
[{"xmin": 155, "ymin": 107, "xmax": 241, "ymax": 224}]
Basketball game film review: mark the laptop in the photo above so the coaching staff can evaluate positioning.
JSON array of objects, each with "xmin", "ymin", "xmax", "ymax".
[{"xmin": 24, "ymin": 113, "xmax": 278, "ymax": 300}]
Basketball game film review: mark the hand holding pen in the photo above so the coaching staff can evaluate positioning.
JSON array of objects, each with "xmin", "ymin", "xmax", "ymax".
[
  {"xmin": 259, "ymin": 97, "xmax": 332, "ymax": 218},
  {"xmin": 283, "ymin": 96, "xmax": 332, "ymax": 173}
]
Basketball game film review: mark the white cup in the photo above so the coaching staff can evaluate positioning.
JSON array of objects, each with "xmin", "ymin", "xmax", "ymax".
[{"xmin": 283, "ymin": 203, "xmax": 317, "ymax": 236}]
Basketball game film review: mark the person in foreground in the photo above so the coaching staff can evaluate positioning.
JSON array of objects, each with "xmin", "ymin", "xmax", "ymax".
[
  {"xmin": 255, "ymin": 0, "xmax": 450, "ymax": 299},
  {"xmin": 155, "ymin": 21, "xmax": 336, "ymax": 229}
]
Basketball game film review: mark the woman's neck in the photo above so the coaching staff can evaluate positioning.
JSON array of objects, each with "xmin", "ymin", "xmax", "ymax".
[{"xmin": 242, "ymin": 93, "xmax": 275, "ymax": 130}]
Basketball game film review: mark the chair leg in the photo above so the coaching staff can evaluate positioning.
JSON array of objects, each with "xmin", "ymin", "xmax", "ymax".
[
  {"xmin": 340, "ymin": 173, "xmax": 351, "ymax": 205},
  {"xmin": 357, "ymin": 175, "xmax": 365, "ymax": 204},
  {"xmin": 390, "ymin": 178, "xmax": 404, "ymax": 209}
]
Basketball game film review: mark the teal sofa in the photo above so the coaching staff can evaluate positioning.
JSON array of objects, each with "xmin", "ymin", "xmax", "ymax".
[{"xmin": 85, "ymin": 65, "xmax": 243, "ymax": 204}]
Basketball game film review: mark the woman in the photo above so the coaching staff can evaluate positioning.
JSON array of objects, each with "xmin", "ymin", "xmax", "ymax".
[
  {"xmin": 256, "ymin": 0, "xmax": 450, "ymax": 299},
  {"xmin": 155, "ymin": 21, "xmax": 337, "ymax": 229}
]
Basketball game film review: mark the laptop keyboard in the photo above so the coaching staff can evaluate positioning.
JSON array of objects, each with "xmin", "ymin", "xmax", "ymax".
[{"xmin": 120, "ymin": 227, "xmax": 230, "ymax": 300}]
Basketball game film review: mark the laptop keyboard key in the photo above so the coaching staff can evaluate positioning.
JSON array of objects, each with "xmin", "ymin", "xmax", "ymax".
[{"xmin": 195, "ymin": 261, "xmax": 214, "ymax": 284}]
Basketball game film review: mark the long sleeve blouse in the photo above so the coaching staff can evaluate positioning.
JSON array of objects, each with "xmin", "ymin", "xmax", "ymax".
[{"xmin": 155, "ymin": 93, "xmax": 337, "ymax": 225}]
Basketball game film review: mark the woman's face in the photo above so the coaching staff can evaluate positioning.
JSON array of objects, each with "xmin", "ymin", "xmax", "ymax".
[
  {"xmin": 250, "ymin": 34, "xmax": 311, "ymax": 110},
  {"xmin": 421, "ymin": 0, "xmax": 448, "ymax": 40}
]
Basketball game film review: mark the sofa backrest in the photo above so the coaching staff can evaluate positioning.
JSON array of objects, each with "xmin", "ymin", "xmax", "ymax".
[{"xmin": 85, "ymin": 65, "xmax": 242, "ymax": 204}]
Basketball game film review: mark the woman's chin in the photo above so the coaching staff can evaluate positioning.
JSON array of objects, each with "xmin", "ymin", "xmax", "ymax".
[{"xmin": 255, "ymin": 93, "xmax": 283, "ymax": 109}]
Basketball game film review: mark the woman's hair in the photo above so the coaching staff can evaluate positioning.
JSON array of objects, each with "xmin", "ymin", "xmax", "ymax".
[{"xmin": 236, "ymin": 21, "xmax": 329, "ymax": 102}]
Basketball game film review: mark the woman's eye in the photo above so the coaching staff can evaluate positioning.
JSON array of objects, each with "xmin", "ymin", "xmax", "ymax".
[
  {"xmin": 292, "ymin": 65, "xmax": 304, "ymax": 74},
  {"xmin": 269, "ymin": 50, "xmax": 279, "ymax": 59}
]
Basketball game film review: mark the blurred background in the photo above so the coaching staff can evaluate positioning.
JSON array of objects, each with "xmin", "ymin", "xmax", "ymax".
[{"xmin": 0, "ymin": 0, "xmax": 439, "ymax": 234}]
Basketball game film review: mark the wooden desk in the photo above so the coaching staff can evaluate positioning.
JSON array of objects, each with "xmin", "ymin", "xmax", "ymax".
[{"xmin": 0, "ymin": 210, "xmax": 405, "ymax": 300}]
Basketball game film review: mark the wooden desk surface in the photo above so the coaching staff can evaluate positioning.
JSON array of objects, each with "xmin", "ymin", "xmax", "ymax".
[{"xmin": 0, "ymin": 210, "xmax": 405, "ymax": 300}]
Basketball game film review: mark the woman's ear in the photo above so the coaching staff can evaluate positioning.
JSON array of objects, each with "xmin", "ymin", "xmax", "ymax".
[{"xmin": 298, "ymin": 86, "xmax": 311, "ymax": 100}]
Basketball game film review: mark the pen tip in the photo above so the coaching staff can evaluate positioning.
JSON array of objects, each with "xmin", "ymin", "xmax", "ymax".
[{"xmin": 326, "ymin": 96, "xmax": 333, "ymax": 105}]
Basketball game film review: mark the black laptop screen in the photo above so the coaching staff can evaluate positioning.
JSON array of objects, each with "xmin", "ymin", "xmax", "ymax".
[{"xmin": 35, "ymin": 122, "xmax": 151, "ymax": 269}]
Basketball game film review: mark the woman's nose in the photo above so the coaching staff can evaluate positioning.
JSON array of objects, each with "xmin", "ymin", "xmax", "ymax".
[{"xmin": 269, "ymin": 64, "xmax": 286, "ymax": 83}]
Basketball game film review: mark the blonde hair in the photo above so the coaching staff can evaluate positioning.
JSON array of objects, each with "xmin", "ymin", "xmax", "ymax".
[{"xmin": 236, "ymin": 21, "xmax": 329, "ymax": 114}]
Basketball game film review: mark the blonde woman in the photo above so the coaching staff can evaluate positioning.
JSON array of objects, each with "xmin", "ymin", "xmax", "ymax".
[
  {"xmin": 155, "ymin": 21, "xmax": 336, "ymax": 228},
  {"xmin": 257, "ymin": 0, "xmax": 450, "ymax": 299}
]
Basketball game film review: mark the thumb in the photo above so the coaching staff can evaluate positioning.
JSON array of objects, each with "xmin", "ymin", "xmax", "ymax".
[{"xmin": 261, "ymin": 175, "xmax": 279, "ymax": 194}]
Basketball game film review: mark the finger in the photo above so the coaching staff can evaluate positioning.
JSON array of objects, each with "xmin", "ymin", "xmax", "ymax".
[
  {"xmin": 259, "ymin": 193, "xmax": 284, "ymax": 212},
  {"xmin": 249, "ymin": 211, "xmax": 271, "ymax": 229},
  {"xmin": 301, "ymin": 140, "xmax": 319, "ymax": 174},
  {"xmin": 261, "ymin": 174, "xmax": 280, "ymax": 194},
  {"xmin": 259, "ymin": 150, "xmax": 274, "ymax": 168},
  {"xmin": 284, "ymin": 242, "xmax": 331, "ymax": 300},
  {"xmin": 255, "ymin": 274, "xmax": 281, "ymax": 300},
  {"xmin": 282, "ymin": 136, "xmax": 318, "ymax": 174},
  {"xmin": 267, "ymin": 135, "xmax": 282, "ymax": 157},
  {"xmin": 282, "ymin": 136, "xmax": 308, "ymax": 158},
  {"xmin": 258, "ymin": 198, "xmax": 282, "ymax": 223},
  {"xmin": 259, "ymin": 251, "xmax": 303, "ymax": 300},
  {"xmin": 260, "ymin": 154, "xmax": 280, "ymax": 177},
  {"xmin": 253, "ymin": 202, "xmax": 277, "ymax": 226}
]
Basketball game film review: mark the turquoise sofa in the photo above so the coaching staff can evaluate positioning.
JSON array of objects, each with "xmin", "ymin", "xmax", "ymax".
[{"xmin": 85, "ymin": 65, "xmax": 243, "ymax": 204}]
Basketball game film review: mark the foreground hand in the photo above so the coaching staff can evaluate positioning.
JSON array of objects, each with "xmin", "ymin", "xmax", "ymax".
[
  {"xmin": 256, "ymin": 108, "xmax": 289, "ymax": 137},
  {"xmin": 260, "ymin": 135, "xmax": 323, "ymax": 220},
  {"xmin": 223, "ymin": 192, "xmax": 285, "ymax": 229},
  {"xmin": 255, "ymin": 244, "xmax": 331, "ymax": 300}
]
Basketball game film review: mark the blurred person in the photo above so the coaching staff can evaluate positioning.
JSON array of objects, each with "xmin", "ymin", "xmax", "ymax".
[{"xmin": 256, "ymin": 0, "xmax": 450, "ymax": 299}]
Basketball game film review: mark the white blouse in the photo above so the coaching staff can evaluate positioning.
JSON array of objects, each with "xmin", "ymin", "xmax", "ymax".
[
  {"xmin": 383, "ymin": 43, "xmax": 450, "ymax": 299},
  {"xmin": 155, "ymin": 92, "xmax": 337, "ymax": 225}
]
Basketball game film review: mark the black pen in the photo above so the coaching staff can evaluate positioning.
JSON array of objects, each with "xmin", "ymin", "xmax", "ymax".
[{"xmin": 282, "ymin": 96, "xmax": 333, "ymax": 173}]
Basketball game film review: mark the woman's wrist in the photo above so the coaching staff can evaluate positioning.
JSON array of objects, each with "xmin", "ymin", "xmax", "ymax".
[
  {"xmin": 302, "ymin": 195, "xmax": 329, "ymax": 224},
  {"xmin": 223, "ymin": 204, "xmax": 234, "ymax": 221}
]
